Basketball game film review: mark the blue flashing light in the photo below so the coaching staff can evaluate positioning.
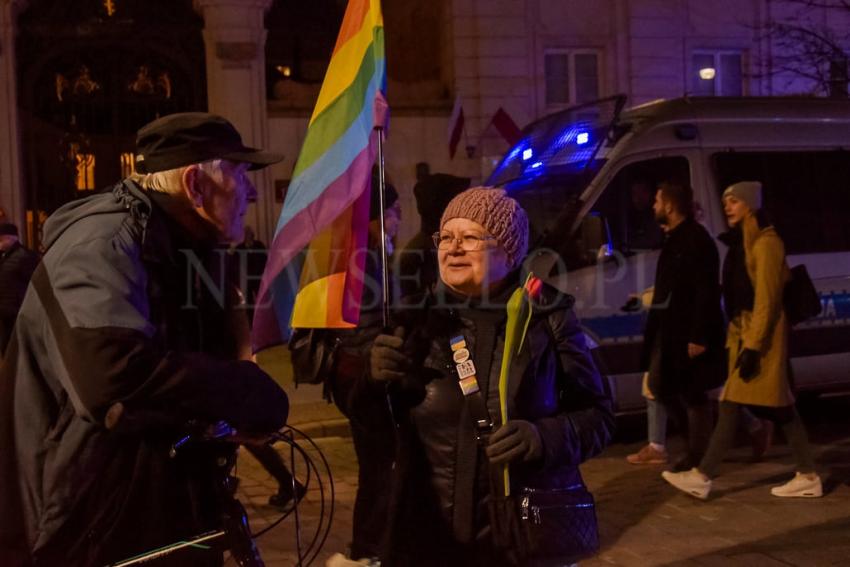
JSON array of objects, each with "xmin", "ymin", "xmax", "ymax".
[
  {"xmin": 576, "ymin": 131, "xmax": 590, "ymax": 145},
  {"xmin": 522, "ymin": 148, "xmax": 534, "ymax": 161},
  {"xmin": 530, "ymin": 161, "xmax": 543, "ymax": 169}
]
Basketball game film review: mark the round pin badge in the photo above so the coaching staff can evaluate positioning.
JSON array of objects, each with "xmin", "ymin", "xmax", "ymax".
[{"xmin": 453, "ymin": 348, "xmax": 470, "ymax": 363}]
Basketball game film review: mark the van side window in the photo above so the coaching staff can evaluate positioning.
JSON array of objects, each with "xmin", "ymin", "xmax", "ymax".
[
  {"xmin": 713, "ymin": 152, "xmax": 850, "ymax": 254},
  {"xmin": 589, "ymin": 156, "xmax": 691, "ymax": 256}
]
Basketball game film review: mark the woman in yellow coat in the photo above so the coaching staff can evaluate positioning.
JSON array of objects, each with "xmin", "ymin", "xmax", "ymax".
[{"xmin": 662, "ymin": 181, "xmax": 821, "ymax": 500}]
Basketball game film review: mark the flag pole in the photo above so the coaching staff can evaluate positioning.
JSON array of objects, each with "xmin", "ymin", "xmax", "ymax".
[
  {"xmin": 375, "ymin": 126, "xmax": 390, "ymax": 328},
  {"xmin": 375, "ymin": 125, "xmax": 399, "ymax": 427}
]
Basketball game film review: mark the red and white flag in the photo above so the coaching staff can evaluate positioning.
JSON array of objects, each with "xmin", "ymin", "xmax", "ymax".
[
  {"xmin": 447, "ymin": 95, "xmax": 465, "ymax": 159},
  {"xmin": 490, "ymin": 107, "xmax": 522, "ymax": 146}
]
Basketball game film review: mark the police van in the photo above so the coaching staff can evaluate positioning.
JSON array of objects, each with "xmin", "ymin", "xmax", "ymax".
[{"xmin": 487, "ymin": 95, "xmax": 850, "ymax": 412}]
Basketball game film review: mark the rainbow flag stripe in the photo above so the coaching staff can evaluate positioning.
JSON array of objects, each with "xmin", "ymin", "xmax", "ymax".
[{"xmin": 253, "ymin": 0, "xmax": 387, "ymax": 351}]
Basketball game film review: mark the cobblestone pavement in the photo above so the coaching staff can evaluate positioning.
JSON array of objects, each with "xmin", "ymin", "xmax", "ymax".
[{"xmin": 229, "ymin": 393, "xmax": 850, "ymax": 567}]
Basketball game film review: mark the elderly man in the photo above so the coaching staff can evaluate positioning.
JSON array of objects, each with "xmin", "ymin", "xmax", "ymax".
[
  {"xmin": 0, "ymin": 223, "xmax": 39, "ymax": 355},
  {"xmin": 0, "ymin": 113, "xmax": 289, "ymax": 566}
]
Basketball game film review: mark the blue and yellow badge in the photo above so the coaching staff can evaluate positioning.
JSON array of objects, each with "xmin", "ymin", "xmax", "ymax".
[{"xmin": 451, "ymin": 335, "xmax": 479, "ymax": 395}]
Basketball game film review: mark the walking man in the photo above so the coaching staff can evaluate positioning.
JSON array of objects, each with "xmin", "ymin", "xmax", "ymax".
[{"xmin": 630, "ymin": 182, "xmax": 725, "ymax": 470}]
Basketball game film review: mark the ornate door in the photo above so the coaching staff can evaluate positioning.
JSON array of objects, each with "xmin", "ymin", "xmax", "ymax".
[{"xmin": 16, "ymin": 0, "xmax": 207, "ymax": 249}]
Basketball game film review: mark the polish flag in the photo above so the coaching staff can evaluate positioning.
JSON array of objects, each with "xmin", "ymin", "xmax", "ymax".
[{"xmin": 447, "ymin": 95, "xmax": 465, "ymax": 159}]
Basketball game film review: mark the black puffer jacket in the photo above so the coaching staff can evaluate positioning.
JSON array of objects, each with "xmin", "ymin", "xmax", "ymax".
[
  {"xmin": 370, "ymin": 281, "xmax": 615, "ymax": 566},
  {"xmin": 0, "ymin": 181, "xmax": 289, "ymax": 566}
]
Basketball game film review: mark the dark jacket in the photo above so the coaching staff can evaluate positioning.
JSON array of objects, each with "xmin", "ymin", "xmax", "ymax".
[
  {"xmin": 0, "ymin": 241, "xmax": 40, "ymax": 354},
  {"xmin": 371, "ymin": 281, "xmax": 615, "ymax": 566},
  {"xmin": 0, "ymin": 181, "xmax": 289, "ymax": 566},
  {"xmin": 641, "ymin": 217, "xmax": 726, "ymax": 402}
]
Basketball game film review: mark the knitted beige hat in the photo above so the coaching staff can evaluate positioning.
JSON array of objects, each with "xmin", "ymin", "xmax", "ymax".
[{"xmin": 440, "ymin": 187, "xmax": 529, "ymax": 269}]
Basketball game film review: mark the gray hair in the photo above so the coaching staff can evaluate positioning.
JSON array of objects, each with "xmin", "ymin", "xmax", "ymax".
[{"xmin": 129, "ymin": 159, "xmax": 225, "ymax": 195}]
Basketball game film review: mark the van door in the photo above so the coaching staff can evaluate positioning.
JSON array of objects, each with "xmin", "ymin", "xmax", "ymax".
[
  {"xmin": 709, "ymin": 150, "xmax": 850, "ymax": 393},
  {"xmin": 547, "ymin": 153, "xmax": 699, "ymax": 411}
]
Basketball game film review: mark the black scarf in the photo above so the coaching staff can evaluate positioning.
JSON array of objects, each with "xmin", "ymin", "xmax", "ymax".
[{"xmin": 719, "ymin": 226, "xmax": 754, "ymax": 320}]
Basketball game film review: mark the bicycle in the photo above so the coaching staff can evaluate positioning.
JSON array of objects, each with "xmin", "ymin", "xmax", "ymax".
[{"xmin": 103, "ymin": 403, "xmax": 335, "ymax": 567}]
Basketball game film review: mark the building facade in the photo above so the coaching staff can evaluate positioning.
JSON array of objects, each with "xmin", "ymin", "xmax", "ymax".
[{"xmin": 1, "ymin": 0, "xmax": 847, "ymax": 246}]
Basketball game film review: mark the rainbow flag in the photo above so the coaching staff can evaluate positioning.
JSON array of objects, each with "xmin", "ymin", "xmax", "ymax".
[{"xmin": 253, "ymin": 0, "xmax": 387, "ymax": 351}]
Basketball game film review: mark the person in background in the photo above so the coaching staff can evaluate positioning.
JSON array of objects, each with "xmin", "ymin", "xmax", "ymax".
[
  {"xmin": 397, "ymin": 173, "xmax": 470, "ymax": 299},
  {"xmin": 225, "ymin": 228, "xmax": 306, "ymax": 511},
  {"xmin": 234, "ymin": 225, "xmax": 267, "ymax": 326},
  {"xmin": 627, "ymin": 182, "xmax": 725, "ymax": 471},
  {"xmin": 662, "ymin": 181, "xmax": 821, "ymax": 499},
  {"xmin": 369, "ymin": 187, "xmax": 614, "ymax": 566},
  {"xmin": 0, "ymin": 112, "xmax": 289, "ymax": 566},
  {"xmin": 0, "ymin": 223, "xmax": 40, "ymax": 356},
  {"xmin": 330, "ymin": 181, "xmax": 400, "ymax": 563}
]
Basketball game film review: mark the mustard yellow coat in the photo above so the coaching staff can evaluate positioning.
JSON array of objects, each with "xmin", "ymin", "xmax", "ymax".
[{"xmin": 720, "ymin": 218, "xmax": 794, "ymax": 407}]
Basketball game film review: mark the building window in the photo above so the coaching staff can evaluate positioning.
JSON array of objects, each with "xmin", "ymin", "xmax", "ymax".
[
  {"xmin": 75, "ymin": 152, "xmax": 96, "ymax": 191},
  {"xmin": 692, "ymin": 51, "xmax": 743, "ymax": 96},
  {"xmin": 544, "ymin": 49, "xmax": 600, "ymax": 107},
  {"xmin": 120, "ymin": 152, "xmax": 136, "ymax": 178}
]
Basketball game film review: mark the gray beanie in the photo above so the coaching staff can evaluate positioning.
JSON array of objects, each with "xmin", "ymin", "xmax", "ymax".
[
  {"xmin": 723, "ymin": 181, "xmax": 762, "ymax": 211},
  {"xmin": 440, "ymin": 187, "xmax": 529, "ymax": 269}
]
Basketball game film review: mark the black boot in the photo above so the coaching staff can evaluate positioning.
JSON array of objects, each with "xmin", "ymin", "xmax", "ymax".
[{"xmin": 269, "ymin": 479, "xmax": 307, "ymax": 510}]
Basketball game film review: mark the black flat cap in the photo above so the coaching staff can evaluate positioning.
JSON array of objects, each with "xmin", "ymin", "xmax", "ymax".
[{"xmin": 135, "ymin": 112, "xmax": 283, "ymax": 174}]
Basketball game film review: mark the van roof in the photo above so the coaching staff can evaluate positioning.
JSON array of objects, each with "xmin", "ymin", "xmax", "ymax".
[
  {"xmin": 621, "ymin": 96, "xmax": 850, "ymax": 124},
  {"xmin": 617, "ymin": 96, "xmax": 850, "ymax": 150}
]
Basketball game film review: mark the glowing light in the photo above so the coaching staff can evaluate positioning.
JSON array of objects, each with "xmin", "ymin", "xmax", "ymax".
[
  {"xmin": 277, "ymin": 65, "xmax": 292, "ymax": 77},
  {"xmin": 522, "ymin": 148, "xmax": 533, "ymax": 161},
  {"xmin": 576, "ymin": 132, "xmax": 589, "ymax": 145},
  {"xmin": 699, "ymin": 67, "xmax": 716, "ymax": 80},
  {"xmin": 530, "ymin": 161, "xmax": 543, "ymax": 169}
]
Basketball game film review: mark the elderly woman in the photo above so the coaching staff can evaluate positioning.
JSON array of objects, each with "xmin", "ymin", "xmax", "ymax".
[
  {"xmin": 662, "ymin": 181, "xmax": 822, "ymax": 500},
  {"xmin": 368, "ymin": 188, "xmax": 615, "ymax": 566}
]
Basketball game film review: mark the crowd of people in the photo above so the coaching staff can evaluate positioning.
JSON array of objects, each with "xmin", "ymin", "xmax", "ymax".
[{"xmin": 0, "ymin": 111, "xmax": 823, "ymax": 567}]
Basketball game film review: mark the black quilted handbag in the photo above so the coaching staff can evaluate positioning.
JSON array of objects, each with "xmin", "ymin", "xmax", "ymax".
[{"xmin": 490, "ymin": 484, "xmax": 600, "ymax": 567}]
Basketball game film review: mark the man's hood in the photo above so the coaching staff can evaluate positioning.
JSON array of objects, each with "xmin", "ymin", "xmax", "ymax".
[{"xmin": 41, "ymin": 182, "xmax": 151, "ymax": 251}]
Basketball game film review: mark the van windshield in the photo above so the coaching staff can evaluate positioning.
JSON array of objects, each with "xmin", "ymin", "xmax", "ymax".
[{"xmin": 503, "ymin": 162, "xmax": 605, "ymax": 248}]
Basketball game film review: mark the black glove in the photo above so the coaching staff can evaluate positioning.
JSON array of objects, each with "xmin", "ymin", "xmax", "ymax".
[
  {"xmin": 485, "ymin": 420, "xmax": 543, "ymax": 465},
  {"xmin": 737, "ymin": 348, "xmax": 761, "ymax": 381},
  {"xmin": 369, "ymin": 327, "xmax": 410, "ymax": 383}
]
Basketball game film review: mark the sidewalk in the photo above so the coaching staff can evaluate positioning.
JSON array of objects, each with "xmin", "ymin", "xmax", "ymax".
[
  {"xmin": 240, "ymin": 348, "xmax": 850, "ymax": 566},
  {"xmin": 257, "ymin": 345, "xmax": 350, "ymax": 438}
]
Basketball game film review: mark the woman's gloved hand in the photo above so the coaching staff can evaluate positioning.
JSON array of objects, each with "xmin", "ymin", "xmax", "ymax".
[
  {"xmin": 485, "ymin": 420, "xmax": 543, "ymax": 465},
  {"xmin": 369, "ymin": 327, "xmax": 410, "ymax": 383},
  {"xmin": 737, "ymin": 348, "xmax": 761, "ymax": 381}
]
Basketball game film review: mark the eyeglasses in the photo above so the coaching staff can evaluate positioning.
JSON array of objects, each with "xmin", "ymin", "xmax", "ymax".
[{"xmin": 432, "ymin": 231, "xmax": 497, "ymax": 251}]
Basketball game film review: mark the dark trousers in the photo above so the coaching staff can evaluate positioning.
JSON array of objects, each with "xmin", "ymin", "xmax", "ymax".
[
  {"xmin": 700, "ymin": 401, "xmax": 816, "ymax": 477},
  {"xmin": 331, "ymin": 367, "xmax": 395, "ymax": 560}
]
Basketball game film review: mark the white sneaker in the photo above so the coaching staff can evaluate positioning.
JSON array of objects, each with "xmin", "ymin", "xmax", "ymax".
[
  {"xmin": 325, "ymin": 553, "xmax": 376, "ymax": 566},
  {"xmin": 770, "ymin": 472, "xmax": 823, "ymax": 498},
  {"xmin": 662, "ymin": 468, "xmax": 712, "ymax": 500}
]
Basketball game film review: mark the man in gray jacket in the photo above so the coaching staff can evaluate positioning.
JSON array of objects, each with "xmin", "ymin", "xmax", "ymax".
[{"xmin": 0, "ymin": 113, "xmax": 289, "ymax": 566}]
